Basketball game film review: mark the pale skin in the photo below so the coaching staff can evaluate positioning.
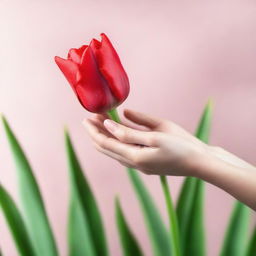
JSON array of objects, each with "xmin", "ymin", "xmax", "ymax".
[{"xmin": 83, "ymin": 109, "xmax": 256, "ymax": 211}]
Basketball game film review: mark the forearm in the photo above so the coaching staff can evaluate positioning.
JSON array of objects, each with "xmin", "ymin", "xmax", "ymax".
[{"xmin": 194, "ymin": 146, "xmax": 256, "ymax": 210}]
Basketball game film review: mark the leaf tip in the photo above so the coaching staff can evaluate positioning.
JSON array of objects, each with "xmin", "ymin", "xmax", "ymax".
[
  {"xmin": 114, "ymin": 195, "xmax": 121, "ymax": 209},
  {"xmin": 206, "ymin": 98, "xmax": 214, "ymax": 111},
  {"xmin": 64, "ymin": 125, "xmax": 71, "ymax": 141},
  {"xmin": 0, "ymin": 113, "xmax": 7, "ymax": 125}
]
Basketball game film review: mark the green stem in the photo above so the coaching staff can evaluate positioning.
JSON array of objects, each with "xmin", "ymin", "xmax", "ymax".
[
  {"xmin": 160, "ymin": 176, "xmax": 181, "ymax": 256},
  {"xmin": 107, "ymin": 108, "xmax": 181, "ymax": 256},
  {"xmin": 107, "ymin": 108, "xmax": 121, "ymax": 123}
]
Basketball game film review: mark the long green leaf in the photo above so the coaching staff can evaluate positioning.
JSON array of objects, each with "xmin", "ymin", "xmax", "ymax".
[
  {"xmin": 246, "ymin": 225, "xmax": 256, "ymax": 256},
  {"xmin": 0, "ymin": 184, "xmax": 35, "ymax": 256},
  {"xmin": 220, "ymin": 201, "xmax": 250, "ymax": 256},
  {"xmin": 176, "ymin": 100, "xmax": 213, "ymax": 256},
  {"xmin": 68, "ymin": 197, "xmax": 96, "ymax": 256},
  {"xmin": 183, "ymin": 179, "xmax": 205, "ymax": 255},
  {"xmin": 160, "ymin": 176, "xmax": 181, "ymax": 256},
  {"xmin": 108, "ymin": 109, "xmax": 172, "ymax": 256},
  {"xmin": 65, "ymin": 130, "xmax": 108, "ymax": 256},
  {"xmin": 115, "ymin": 197, "xmax": 143, "ymax": 256},
  {"xmin": 127, "ymin": 169, "xmax": 172, "ymax": 256},
  {"xmin": 1, "ymin": 115, "xmax": 58, "ymax": 256}
]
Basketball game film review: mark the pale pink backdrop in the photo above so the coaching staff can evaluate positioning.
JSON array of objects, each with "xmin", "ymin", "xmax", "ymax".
[{"xmin": 1, "ymin": 1, "xmax": 256, "ymax": 255}]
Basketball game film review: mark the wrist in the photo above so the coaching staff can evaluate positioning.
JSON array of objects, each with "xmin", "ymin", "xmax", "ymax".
[{"xmin": 188, "ymin": 144, "xmax": 220, "ymax": 179}]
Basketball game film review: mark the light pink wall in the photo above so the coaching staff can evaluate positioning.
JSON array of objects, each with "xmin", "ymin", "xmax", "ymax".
[{"xmin": 1, "ymin": 0, "xmax": 256, "ymax": 255}]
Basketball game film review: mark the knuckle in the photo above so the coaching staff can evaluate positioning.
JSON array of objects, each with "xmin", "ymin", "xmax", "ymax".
[
  {"xmin": 148, "ymin": 132, "xmax": 159, "ymax": 145},
  {"xmin": 96, "ymin": 134, "xmax": 104, "ymax": 145},
  {"xmin": 132, "ymin": 153, "xmax": 145, "ymax": 166},
  {"xmin": 119, "ymin": 129, "xmax": 130, "ymax": 142},
  {"xmin": 97, "ymin": 135, "xmax": 108, "ymax": 148}
]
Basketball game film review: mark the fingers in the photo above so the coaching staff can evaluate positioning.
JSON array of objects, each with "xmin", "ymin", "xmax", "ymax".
[
  {"xmin": 88, "ymin": 118, "xmax": 115, "ymax": 139},
  {"xmin": 92, "ymin": 142, "xmax": 135, "ymax": 168},
  {"xmin": 103, "ymin": 119, "xmax": 160, "ymax": 147},
  {"xmin": 123, "ymin": 109, "xmax": 163, "ymax": 129},
  {"xmin": 83, "ymin": 119, "xmax": 140, "ymax": 161}
]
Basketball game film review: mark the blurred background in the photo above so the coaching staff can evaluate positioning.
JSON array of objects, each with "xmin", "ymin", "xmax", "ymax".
[{"xmin": 0, "ymin": 0, "xmax": 256, "ymax": 255}]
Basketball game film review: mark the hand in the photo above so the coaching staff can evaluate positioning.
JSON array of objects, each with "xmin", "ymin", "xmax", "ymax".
[{"xmin": 82, "ymin": 109, "xmax": 209, "ymax": 176}]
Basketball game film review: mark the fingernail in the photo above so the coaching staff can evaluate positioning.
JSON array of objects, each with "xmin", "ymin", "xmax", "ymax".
[{"xmin": 104, "ymin": 119, "xmax": 118, "ymax": 132}]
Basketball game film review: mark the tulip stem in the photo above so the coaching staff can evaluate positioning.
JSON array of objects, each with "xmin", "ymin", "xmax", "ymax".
[
  {"xmin": 107, "ymin": 107, "xmax": 181, "ymax": 256},
  {"xmin": 107, "ymin": 108, "xmax": 121, "ymax": 123}
]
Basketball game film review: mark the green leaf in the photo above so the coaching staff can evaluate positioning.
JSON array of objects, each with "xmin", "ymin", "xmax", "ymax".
[
  {"xmin": 127, "ymin": 169, "xmax": 172, "ymax": 256},
  {"xmin": 1, "ymin": 115, "xmax": 58, "ymax": 256},
  {"xmin": 220, "ymin": 201, "xmax": 250, "ymax": 256},
  {"xmin": 115, "ymin": 197, "xmax": 144, "ymax": 256},
  {"xmin": 183, "ymin": 179, "xmax": 205, "ymax": 256},
  {"xmin": 65, "ymin": 130, "xmax": 108, "ymax": 256},
  {"xmin": 246, "ymin": 225, "xmax": 256, "ymax": 256},
  {"xmin": 160, "ymin": 176, "xmax": 181, "ymax": 256},
  {"xmin": 108, "ymin": 108, "xmax": 172, "ymax": 256},
  {"xmin": 67, "ymin": 197, "xmax": 96, "ymax": 256},
  {"xmin": 0, "ymin": 184, "xmax": 35, "ymax": 256},
  {"xmin": 176, "ymin": 100, "xmax": 213, "ymax": 256},
  {"xmin": 176, "ymin": 177, "xmax": 196, "ymax": 248}
]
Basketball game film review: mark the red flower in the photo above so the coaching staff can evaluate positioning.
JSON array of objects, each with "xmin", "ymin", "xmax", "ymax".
[{"xmin": 55, "ymin": 33, "xmax": 130, "ymax": 113}]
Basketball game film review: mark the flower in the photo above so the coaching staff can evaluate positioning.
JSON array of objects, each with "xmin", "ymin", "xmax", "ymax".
[{"xmin": 55, "ymin": 33, "xmax": 130, "ymax": 113}]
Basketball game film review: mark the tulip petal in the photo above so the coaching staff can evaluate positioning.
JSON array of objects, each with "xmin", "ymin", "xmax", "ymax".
[
  {"xmin": 54, "ymin": 56, "xmax": 79, "ymax": 92},
  {"xmin": 68, "ymin": 45, "xmax": 88, "ymax": 64},
  {"xmin": 78, "ymin": 46, "xmax": 115, "ymax": 113},
  {"xmin": 91, "ymin": 33, "xmax": 130, "ymax": 102}
]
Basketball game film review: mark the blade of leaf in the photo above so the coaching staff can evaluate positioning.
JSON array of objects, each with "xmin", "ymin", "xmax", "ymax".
[
  {"xmin": 246, "ymin": 225, "xmax": 256, "ymax": 256},
  {"xmin": 160, "ymin": 176, "xmax": 181, "ymax": 256},
  {"xmin": 68, "ymin": 197, "xmax": 96, "ymax": 256},
  {"xmin": 115, "ymin": 197, "xmax": 144, "ymax": 256},
  {"xmin": 127, "ymin": 169, "xmax": 172, "ymax": 256},
  {"xmin": 1, "ymin": 115, "xmax": 58, "ymax": 256},
  {"xmin": 183, "ymin": 179, "xmax": 205, "ymax": 256},
  {"xmin": 108, "ymin": 108, "xmax": 172, "ymax": 256},
  {"xmin": 65, "ymin": 130, "xmax": 108, "ymax": 256},
  {"xmin": 176, "ymin": 100, "xmax": 213, "ymax": 256},
  {"xmin": 176, "ymin": 176, "xmax": 196, "ymax": 248},
  {"xmin": 0, "ymin": 184, "xmax": 35, "ymax": 256},
  {"xmin": 220, "ymin": 201, "xmax": 250, "ymax": 256}
]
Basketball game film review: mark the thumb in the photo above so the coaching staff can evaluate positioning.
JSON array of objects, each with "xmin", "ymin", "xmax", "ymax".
[
  {"xmin": 123, "ymin": 109, "xmax": 162, "ymax": 129},
  {"xmin": 103, "ymin": 119, "xmax": 158, "ymax": 147}
]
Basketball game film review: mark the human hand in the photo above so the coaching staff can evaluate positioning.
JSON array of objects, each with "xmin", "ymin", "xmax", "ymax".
[{"xmin": 82, "ymin": 109, "xmax": 210, "ymax": 176}]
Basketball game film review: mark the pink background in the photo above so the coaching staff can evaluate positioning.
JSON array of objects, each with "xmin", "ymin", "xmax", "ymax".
[{"xmin": 1, "ymin": 1, "xmax": 256, "ymax": 255}]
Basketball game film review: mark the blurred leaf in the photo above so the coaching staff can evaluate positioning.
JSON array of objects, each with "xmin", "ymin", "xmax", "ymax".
[
  {"xmin": 246, "ymin": 225, "xmax": 256, "ymax": 256},
  {"xmin": 220, "ymin": 201, "xmax": 250, "ymax": 256},
  {"xmin": 109, "ymin": 108, "xmax": 171, "ymax": 256},
  {"xmin": 176, "ymin": 100, "xmax": 213, "ymax": 256},
  {"xmin": 160, "ymin": 176, "xmax": 181, "ymax": 256},
  {"xmin": 183, "ymin": 179, "xmax": 205, "ymax": 256},
  {"xmin": 127, "ymin": 168, "xmax": 172, "ymax": 256},
  {"xmin": 0, "ymin": 184, "xmax": 35, "ymax": 256},
  {"xmin": 115, "ymin": 197, "xmax": 144, "ymax": 256},
  {"xmin": 65, "ymin": 130, "xmax": 108, "ymax": 256},
  {"xmin": 1, "ymin": 115, "xmax": 58, "ymax": 256},
  {"xmin": 194, "ymin": 100, "xmax": 213, "ymax": 144},
  {"xmin": 68, "ymin": 197, "xmax": 96, "ymax": 256},
  {"xmin": 176, "ymin": 177, "xmax": 196, "ymax": 247}
]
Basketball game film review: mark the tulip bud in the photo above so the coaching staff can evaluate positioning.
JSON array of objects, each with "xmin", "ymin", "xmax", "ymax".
[{"xmin": 55, "ymin": 33, "xmax": 130, "ymax": 113}]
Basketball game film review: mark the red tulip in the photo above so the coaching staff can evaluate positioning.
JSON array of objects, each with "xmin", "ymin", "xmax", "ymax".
[{"xmin": 55, "ymin": 33, "xmax": 130, "ymax": 113}]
